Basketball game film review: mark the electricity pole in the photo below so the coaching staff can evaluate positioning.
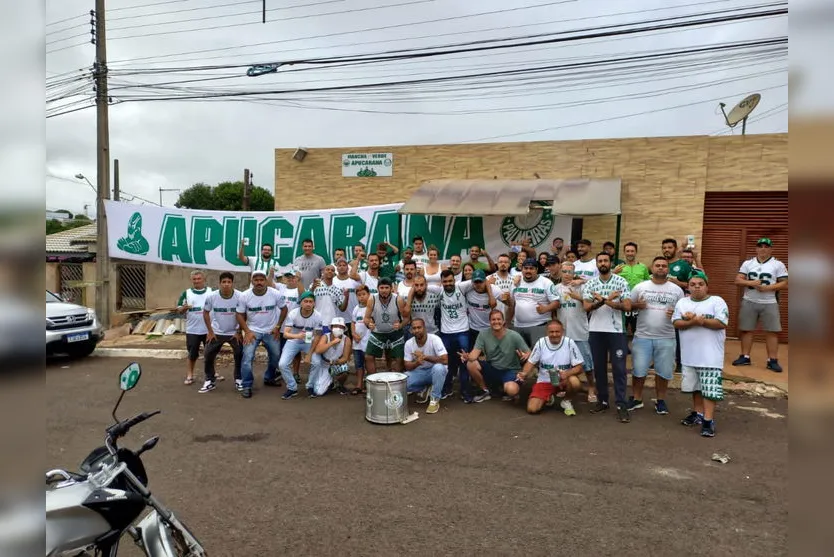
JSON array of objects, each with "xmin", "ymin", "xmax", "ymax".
[
  {"xmin": 94, "ymin": 0, "xmax": 111, "ymax": 329},
  {"xmin": 243, "ymin": 168, "xmax": 251, "ymax": 210},
  {"xmin": 113, "ymin": 158, "xmax": 120, "ymax": 201}
]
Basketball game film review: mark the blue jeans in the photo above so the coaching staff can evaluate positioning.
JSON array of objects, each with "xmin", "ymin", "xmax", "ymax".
[
  {"xmin": 631, "ymin": 337, "xmax": 676, "ymax": 380},
  {"xmin": 278, "ymin": 339, "xmax": 317, "ymax": 391},
  {"xmin": 241, "ymin": 331, "xmax": 282, "ymax": 389},
  {"xmin": 441, "ymin": 331, "xmax": 471, "ymax": 396},
  {"xmin": 406, "ymin": 363, "xmax": 447, "ymax": 400}
]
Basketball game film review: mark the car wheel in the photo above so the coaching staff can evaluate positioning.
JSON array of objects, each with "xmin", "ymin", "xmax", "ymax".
[{"xmin": 67, "ymin": 342, "xmax": 97, "ymax": 359}]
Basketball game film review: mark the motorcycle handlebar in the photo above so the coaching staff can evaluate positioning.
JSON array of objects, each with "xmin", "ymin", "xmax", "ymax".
[{"xmin": 106, "ymin": 410, "xmax": 161, "ymax": 441}]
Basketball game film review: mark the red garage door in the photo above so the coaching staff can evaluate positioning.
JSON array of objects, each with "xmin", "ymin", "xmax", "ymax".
[{"xmin": 700, "ymin": 191, "xmax": 788, "ymax": 342}]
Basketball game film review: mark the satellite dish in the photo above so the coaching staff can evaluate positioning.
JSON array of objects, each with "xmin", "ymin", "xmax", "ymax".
[{"xmin": 718, "ymin": 93, "xmax": 761, "ymax": 135}]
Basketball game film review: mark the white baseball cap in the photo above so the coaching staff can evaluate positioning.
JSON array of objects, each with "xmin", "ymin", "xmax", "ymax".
[
  {"xmin": 251, "ymin": 269, "xmax": 267, "ymax": 277},
  {"xmin": 330, "ymin": 317, "xmax": 346, "ymax": 328}
]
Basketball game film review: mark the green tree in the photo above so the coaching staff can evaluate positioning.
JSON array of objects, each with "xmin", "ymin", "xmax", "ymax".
[{"xmin": 175, "ymin": 181, "xmax": 274, "ymax": 211}]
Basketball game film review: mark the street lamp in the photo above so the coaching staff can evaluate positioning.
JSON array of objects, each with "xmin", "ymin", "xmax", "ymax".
[{"xmin": 75, "ymin": 173, "xmax": 96, "ymax": 193}]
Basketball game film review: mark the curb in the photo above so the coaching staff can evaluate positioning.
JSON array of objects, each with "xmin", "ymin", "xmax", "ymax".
[{"xmin": 93, "ymin": 347, "xmax": 188, "ymax": 359}]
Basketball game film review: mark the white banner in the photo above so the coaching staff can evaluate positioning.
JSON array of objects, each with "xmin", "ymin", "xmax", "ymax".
[
  {"xmin": 105, "ymin": 200, "xmax": 571, "ymax": 271},
  {"xmin": 341, "ymin": 153, "xmax": 393, "ymax": 177}
]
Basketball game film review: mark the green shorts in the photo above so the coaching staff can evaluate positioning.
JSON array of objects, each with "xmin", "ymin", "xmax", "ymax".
[
  {"xmin": 365, "ymin": 330, "xmax": 405, "ymax": 359},
  {"xmin": 681, "ymin": 365, "xmax": 724, "ymax": 401}
]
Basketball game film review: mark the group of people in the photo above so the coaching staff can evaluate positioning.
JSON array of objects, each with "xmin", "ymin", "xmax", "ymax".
[{"xmin": 174, "ymin": 234, "xmax": 787, "ymax": 438}]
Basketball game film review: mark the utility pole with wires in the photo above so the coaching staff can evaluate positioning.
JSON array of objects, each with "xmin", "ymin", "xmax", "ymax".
[
  {"xmin": 113, "ymin": 158, "xmax": 120, "ymax": 201},
  {"xmin": 93, "ymin": 0, "xmax": 111, "ymax": 330},
  {"xmin": 243, "ymin": 168, "xmax": 251, "ymax": 211}
]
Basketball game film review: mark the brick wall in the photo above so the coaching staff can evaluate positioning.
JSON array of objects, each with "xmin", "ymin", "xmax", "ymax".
[{"xmin": 275, "ymin": 134, "xmax": 787, "ymax": 260}]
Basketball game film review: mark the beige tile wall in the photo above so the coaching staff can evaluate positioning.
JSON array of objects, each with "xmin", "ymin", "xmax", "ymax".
[{"xmin": 275, "ymin": 134, "xmax": 787, "ymax": 260}]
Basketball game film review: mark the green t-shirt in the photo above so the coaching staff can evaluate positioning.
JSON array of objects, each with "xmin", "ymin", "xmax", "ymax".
[
  {"xmin": 469, "ymin": 259, "xmax": 490, "ymax": 272},
  {"xmin": 617, "ymin": 263, "xmax": 651, "ymax": 290},
  {"xmin": 668, "ymin": 259, "xmax": 693, "ymax": 284},
  {"xmin": 378, "ymin": 250, "xmax": 398, "ymax": 280},
  {"xmin": 474, "ymin": 329, "xmax": 530, "ymax": 371}
]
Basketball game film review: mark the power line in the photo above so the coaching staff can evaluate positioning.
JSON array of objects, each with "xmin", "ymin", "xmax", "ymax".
[
  {"xmin": 457, "ymin": 84, "xmax": 788, "ymax": 143},
  {"xmin": 106, "ymin": 38, "xmax": 788, "ymax": 103},
  {"xmin": 107, "ymin": 0, "xmax": 580, "ymax": 63},
  {"xmin": 709, "ymin": 102, "xmax": 788, "ymax": 135},
  {"xmin": 108, "ymin": 0, "xmax": 448, "ymax": 41},
  {"xmin": 110, "ymin": 0, "xmax": 190, "ymax": 12}
]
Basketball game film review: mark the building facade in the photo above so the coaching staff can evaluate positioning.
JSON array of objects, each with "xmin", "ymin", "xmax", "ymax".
[{"xmin": 275, "ymin": 133, "xmax": 788, "ymax": 340}]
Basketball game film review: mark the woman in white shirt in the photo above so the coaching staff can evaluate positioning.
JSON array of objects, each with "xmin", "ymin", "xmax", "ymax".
[{"xmin": 423, "ymin": 245, "xmax": 443, "ymax": 286}]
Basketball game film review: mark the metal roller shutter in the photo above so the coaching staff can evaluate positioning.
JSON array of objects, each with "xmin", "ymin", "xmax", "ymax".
[{"xmin": 700, "ymin": 191, "xmax": 788, "ymax": 342}]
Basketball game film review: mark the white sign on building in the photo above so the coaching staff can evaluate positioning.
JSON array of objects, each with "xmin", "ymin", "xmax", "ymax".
[{"xmin": 341, "ymin": 153, "xmax": 393, "ymax": 177}]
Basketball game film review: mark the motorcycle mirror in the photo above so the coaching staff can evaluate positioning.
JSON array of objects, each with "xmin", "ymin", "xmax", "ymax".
[
  {"xmin": 138, "ymin": 436, "xmax": 160, "ymax": 455},
  {"xmin": 119, "ymin": 362, "xmax": 142, "ymax": 391},
  {"xmin": 113, "ymin": 362, "xmax": 142, "ymax": 423}
]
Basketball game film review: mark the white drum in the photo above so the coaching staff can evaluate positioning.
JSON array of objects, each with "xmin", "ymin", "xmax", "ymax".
[{"xmin": 365, "ymin": 372, "xmax": 408, "ymax": 424}]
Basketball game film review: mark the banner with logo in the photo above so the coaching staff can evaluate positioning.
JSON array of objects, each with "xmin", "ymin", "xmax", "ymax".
[{"xmin": 105, "ymin": 200, "xmax": 572, "ymax": 271}]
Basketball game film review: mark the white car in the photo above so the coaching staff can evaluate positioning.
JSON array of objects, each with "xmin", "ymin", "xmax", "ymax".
[{"xmin": 46, "ymin": 290, "xmax": 103, "ymax": 358}]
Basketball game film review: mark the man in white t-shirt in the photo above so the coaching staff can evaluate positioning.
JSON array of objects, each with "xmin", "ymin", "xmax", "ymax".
[
  {"xmin": 176, "ymin": 270, "xmax": 214, "ymax": 386},
  {"xmin": 732, "ymin": 238, "xmax": 788, "ymax": 372},
  {"xmin": 487, "ymin": 254, "xmax": 516, "ymax": 317},
  {"xmin": 349, "ymin": 252, "xmax": 381, "ymax": 294},
  {"xmin": 406, "ymin": 275, "xmax": 442, "ymax": 335},
  {"xmin": 237, "ymin": 241, "xmax": 286, "ymax": 286},
  {"xmin": 628, "ymin": 256, "xmax": 684, "ymax": 415},
  {"xmin": 463, "ymin": 269, "xmax": 502, "ymax": 347},
  {"xmin": 572, "ymin": 239, "xmax": 599, "ymax": 283},
  {"xmin": 311, "ymin": 265, "xmax": 348, "ymax": 335},
  {"xmin": 279, "ymin": 272, "xmax": 303, "ymax": 384},
  {"xmin": 556, "ymin": 262, "xmax": 596, "ymax": 403},
  {"xmin": 312, "ymin": 316, "xmax": 353, "ymax": 397},
  {"xmin": 333, "ymin": 258, "xmax": 360, "ymax": 329},
  {"xmin": 278, "ymin": 291, "xmax": 324, "ymax": 400},
  {"xmin": 235, "ymin": 270, "xmax": 288, "ymax": 399},
  {"xmin": 509, "ymin": 258, "xmax": 560, "ymax": 347},
  {"xmin": 582, "ymin": 252, "xmax": 632, "ymax": 422},
  {"xmin": 403, "ymin": 318, "xmax": 448, "ymax": 414},
  {"xmin": 517, "ymin": 319, "xmax": 584, "ymax": 416},
  {"xmin": 673, "ymin": 271, "xmax": 729, "ymax": 438},
  {"xmin": 438, "ymin": 269, "xmax": 474, "ymax": 402},
  {"xmin": 201, "ymin": 271, "xmax": 242, "ymax": 394}
]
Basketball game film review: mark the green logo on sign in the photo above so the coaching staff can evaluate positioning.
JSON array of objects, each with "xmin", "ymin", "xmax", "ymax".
[
  {"xmin": 117, "ymin": 212, "xmax": 150, "ymax": 255},
  {"xmin": 357, "ymin": 167, "xmax": 378, "ymax": 177},
  {"xmin": 500, "ymin": 207, "xmax": 554, "ymax": 248}
]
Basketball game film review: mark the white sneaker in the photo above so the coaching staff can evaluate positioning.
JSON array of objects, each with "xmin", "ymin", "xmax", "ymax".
[
  {"xmin": 416, "ymin": 387, "xmax": 430, "ymax": 404},
  {"xmin": 560, "ymin": 399, "xmax": 576, "ymax": 416},
  {"xmin": 198, "ymin": 380, "xmax": 216, "ymax": 394},
  {"xmin": 545, "ymin": 394, "xmax": 556, "ymax": 407},
  {"xmin": 235, "ymin": 379, "xmax": 243, "ymax": 392},
  {"xmin": 427, "ymin": 397, "xmax": 440, "ymax": 414}
]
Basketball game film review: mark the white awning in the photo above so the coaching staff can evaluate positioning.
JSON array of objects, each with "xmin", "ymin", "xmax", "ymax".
[{"xmin": 398, "ymin": 178, "xmax": 621, "ymax": 216}]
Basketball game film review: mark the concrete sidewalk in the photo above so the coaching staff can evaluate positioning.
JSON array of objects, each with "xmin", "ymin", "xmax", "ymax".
[{"xmin": 94, "ymin": 332, "xmax": 789, "ymax": 394}]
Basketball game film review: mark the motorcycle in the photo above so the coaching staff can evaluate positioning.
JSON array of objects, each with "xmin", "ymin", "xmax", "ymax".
[{"xmin": 45, "ymin": 362, "xmax": 207, "ymax": 556}]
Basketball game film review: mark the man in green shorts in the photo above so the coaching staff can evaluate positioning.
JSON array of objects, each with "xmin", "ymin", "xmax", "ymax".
[
  {"xmin": 363, "ymin": 277, "xmax": 411, "ymax": 377},
  {"xmin": 615, "ymin": 242, "xmax": 650, "ymax": 336}
]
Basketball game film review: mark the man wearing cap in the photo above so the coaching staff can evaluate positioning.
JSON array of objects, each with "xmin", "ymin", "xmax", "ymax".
[
  {"xmin": 279, "ymin": 291, "xmax": 324, "ymax": 399},
  {"xmin": 313, "ymin": 317, "xmax": 353, "ymax": 396},
  {"xmin": 509, "ymin": 258, "xmax": 561, "ymax": 348},
  {"xmin": 733, "ymin": 238, "xmax": 788, "ymax": 372},
  {"xmin": 363, "ymin": 277, "xmax": 410, "ymax": 378},
  {"xmin": 235, "ymin": 270, "xmax": 288, "ymax": 399},
  {"xmin": 280, "ymin": 271, "xmax": 303, "ymax": 385},
  {"xmin": 462, "ymin": 269, "xmax": 502, "ymax": 348},
  {"xmin": 403, "ymin": 317, "xmax": 448, "ymax": 414},
  {"xmin": 673, "ymin": 271, "xmax": 729, "ymax": 437},
  {"xmin": 546, "ymin": 255, "xmax": 561, "ymax": 285}
]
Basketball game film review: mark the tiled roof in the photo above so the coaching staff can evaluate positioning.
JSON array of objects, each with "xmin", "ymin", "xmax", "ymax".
[{"xmin": 45, "ymin": 223, "xmax": 97, "ymax": 253}]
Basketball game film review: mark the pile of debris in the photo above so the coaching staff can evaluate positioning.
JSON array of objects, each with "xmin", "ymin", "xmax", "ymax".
[{"xmin": 114, "ymin": 308, "xmax": 186, "ymax": 338}]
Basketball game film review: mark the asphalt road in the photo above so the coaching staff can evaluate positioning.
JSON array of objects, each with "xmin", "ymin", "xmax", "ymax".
[{"xmin": 47, "ymin": 357, "xmax": 788, "ymax": 556}]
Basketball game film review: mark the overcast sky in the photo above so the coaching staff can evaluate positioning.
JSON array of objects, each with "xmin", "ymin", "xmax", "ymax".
[{"xmin": 44, "ymin": 0, "xmax": 789, "ymax": 217}]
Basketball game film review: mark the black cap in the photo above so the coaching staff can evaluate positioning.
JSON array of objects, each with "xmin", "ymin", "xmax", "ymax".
[
  {"xmin": 378, "ymin": 277, "xmax": 392, "ymax": 286},
  {"xmin": 522, "ymin": 258, "xmax": 538, "ymax": 268},
  {"xmin": 547, "ymin": 255, "xmax": 560, "ymax": 265}
]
